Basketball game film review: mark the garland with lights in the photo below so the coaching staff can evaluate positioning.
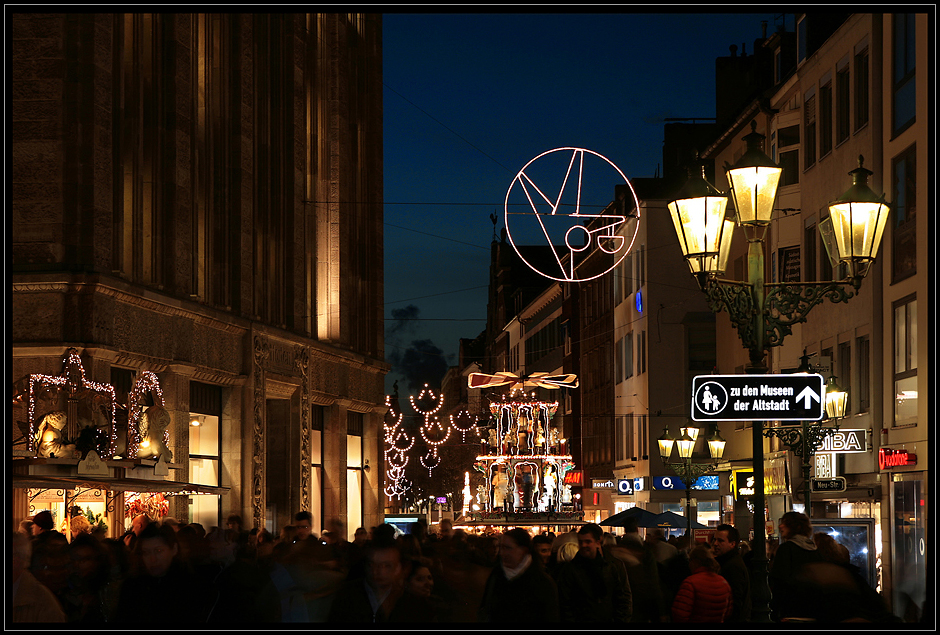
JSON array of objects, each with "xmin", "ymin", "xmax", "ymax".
[
  {"xmin": 26, "ymin": 348, "xmax": 117, "ymax": 458},
  {"xmin": 126, "ymin": 371, "xmax": 167, "ymax": 460}
]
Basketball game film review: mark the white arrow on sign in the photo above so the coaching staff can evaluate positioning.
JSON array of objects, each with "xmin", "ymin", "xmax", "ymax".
[{"xmin": 796, "ymin": 386, "xmax": 821, "ymax": 409}]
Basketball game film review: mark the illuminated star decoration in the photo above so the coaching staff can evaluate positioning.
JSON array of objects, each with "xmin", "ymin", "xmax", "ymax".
[
  {"xmin": 449, "ymin": 409, "xmax": 480, "ymax": 443},
  {"xmin": 411, "ymin": 384, "xmax": 450, "ymax": 477},
  {"xmin": 383, "ymin": 395, "xmax": 412, "ymax": 500}
]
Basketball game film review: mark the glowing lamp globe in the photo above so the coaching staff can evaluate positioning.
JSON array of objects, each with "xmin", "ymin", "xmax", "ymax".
[
  {"xmin": 668, "ymin": 164, "xmax": 733, "ymax": 277},
  {"xmin": 706, "ymin": 425, "xmax": 726, "ymax": 460},
  {"xmin": 725, "ymin": 121, "xmax": 782, "ymax": 227},
  {"xmin": 676, "ymin": 430, "xmax": 695, "ymax": 460},
  {"xmin": 827, "ymin": 155, "xmax": 890, "ymax": 282},
  {"xmin": 825, "ymin": 375, "xmax": 848, "ymax": 420},
  {"xmin": 657, "ymin": 426, "xmax": 676, "ymax": 462}
]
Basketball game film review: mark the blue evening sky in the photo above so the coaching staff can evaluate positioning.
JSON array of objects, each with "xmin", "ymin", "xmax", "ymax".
[{"xmin": 383, "ymin": 11, "xmax": 790, "ymax": 396}]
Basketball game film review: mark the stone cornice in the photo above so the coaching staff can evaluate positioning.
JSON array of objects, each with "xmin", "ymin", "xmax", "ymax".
[{"xmin": 13, "ymin": 275, "xmax": 389, "ymax": 376}]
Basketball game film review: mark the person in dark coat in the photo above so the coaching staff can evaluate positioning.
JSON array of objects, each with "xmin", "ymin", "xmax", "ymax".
[
  {"xmin": 113, "ymin": 523, "xmax": 214, "ymax": 624},
  {"xmin": 768, "ymin": 511, "xmax": 823, "ymax": 622},
  {"xmin": 711, "ymin": 523, "xmax": 751, "ymax": 622},
  {"xmin": 555, "ymin": 523, "xmax": 632, "ymax": 622},
  {"xmin": 801, "ymin": 532, "xmax": 900, "ymax": 623},
  {"xmin": 671, "ymin": 545, "xmax": 733, "ymax": 622},
  {"xmin": 611, "ymin": 533, "xmax": 665, "ymax": 622},
  {"xmin": 327, "ymin": 529, "xmax": 435, "ymax": 623},
  {"xmin": 478, "ymin": 528, "xmax": 559, "ymax": 622}
]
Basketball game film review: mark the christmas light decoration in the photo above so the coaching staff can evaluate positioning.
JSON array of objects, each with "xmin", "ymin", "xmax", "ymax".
[
  {"xmin": 27, "ymin": 348, "xmax": 117, "ymax": 458},
  {"xmin": 126, "ymin": 371, "xmax": 167, "ymax": 460},
  {"xmin": 449, "ymin": 409, "xmax": 480, "ymax": 442}
]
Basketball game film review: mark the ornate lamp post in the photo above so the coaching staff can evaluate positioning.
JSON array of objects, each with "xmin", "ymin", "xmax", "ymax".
[
  {"xmin": 658, "ymin": 422, "xmax": 726, "ymax": 540},
  {"xmin": 764, "ymin": 353, "xmax": 848, "ymax": 513},
  {"xmin": 667, "ymin": 121, "xmax": 889, "ymax": 622}
]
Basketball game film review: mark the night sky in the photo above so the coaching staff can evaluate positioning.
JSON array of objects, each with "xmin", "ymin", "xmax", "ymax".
[{"xmin": 382, "ymin": 11, "xmax": 790, "ymax": 396}]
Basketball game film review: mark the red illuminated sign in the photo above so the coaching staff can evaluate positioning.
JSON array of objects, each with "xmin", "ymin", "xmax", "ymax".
[
  {"xmin": 878, "ymin": 448, "xmax": 916, "ymax": 470},
  {"xmin": 563, "ymin": 470, "xmax": 583, "ymax": 486}
]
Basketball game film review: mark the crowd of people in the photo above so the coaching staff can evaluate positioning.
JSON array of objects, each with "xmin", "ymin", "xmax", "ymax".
[{"xmin": 12, "ymin": 509, "xmax": 899, "ymax": 624}]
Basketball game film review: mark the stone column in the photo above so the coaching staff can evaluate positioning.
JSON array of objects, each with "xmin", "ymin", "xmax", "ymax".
[
  {"xmin": 322, "ymin": 400, "xmax": 348, "ymax": 531},
  {"xmin": 251, "ymin": 334, "xmax": 268, "ymax": 530}
]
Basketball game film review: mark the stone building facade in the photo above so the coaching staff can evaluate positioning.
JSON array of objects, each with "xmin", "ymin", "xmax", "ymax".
[{"xmin": 11, "ymin": 13, "xmax": 386, "ymax": 538}]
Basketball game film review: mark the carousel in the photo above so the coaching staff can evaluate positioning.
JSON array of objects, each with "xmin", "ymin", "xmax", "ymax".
[{"xmin": 464, "ymin": 372, "xmax": 584, "ymax": 528}]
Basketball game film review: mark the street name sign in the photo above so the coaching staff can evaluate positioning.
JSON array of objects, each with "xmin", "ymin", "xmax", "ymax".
[
  {"xmin": 691, "ymin": 374, "xmax": 825, "ymax": 422},
  {"xmin": 811, "ymin": 477, "xmax": 847, "ymax": 492}
]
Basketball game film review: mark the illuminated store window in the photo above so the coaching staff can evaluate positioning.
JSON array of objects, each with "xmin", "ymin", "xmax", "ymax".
[
  {"xmin": 893, "ymin": 296, "xmax": 917, "ymax": 427},
  {"xmin": 189, "ymin": 381, "xmax": 222, "ymax": 528}
]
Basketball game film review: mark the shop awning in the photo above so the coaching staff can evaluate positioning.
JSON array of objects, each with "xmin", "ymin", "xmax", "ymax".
[{"xmin": 11, "ymin": 473, "xmax": 229, "ymax": 496}]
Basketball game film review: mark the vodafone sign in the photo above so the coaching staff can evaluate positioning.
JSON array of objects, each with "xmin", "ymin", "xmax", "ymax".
[{"xmin": 878, "ymin": 447, "xmax": 917, "ymax": 470}]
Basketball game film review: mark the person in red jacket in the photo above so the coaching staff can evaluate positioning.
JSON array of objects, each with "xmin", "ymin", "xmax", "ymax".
[{"xmin": 671, "ymin": 545, "xmax": 733, "ymax": 623}]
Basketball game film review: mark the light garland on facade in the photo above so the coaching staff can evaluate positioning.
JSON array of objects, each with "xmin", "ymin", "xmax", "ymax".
[
  {"xmin": 450, "ymin": 409, "xmax": 480, "ymax": 442},
  {"xmin": 27, "ymin": 348, "xmax": 117, "ymax": 458},
  {"xmin": 126, "ymin": 371, "xmax": 166, "ymax": 460}
]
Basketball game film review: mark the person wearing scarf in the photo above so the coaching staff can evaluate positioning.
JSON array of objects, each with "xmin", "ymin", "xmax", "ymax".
[
  {"xmin": 556, "ymin": 523, "xmax": 632, "ymax": 622},
  {"xmin": 478, "ymin": 528, "xmax": 559, "ymax": 622},
  {"xmin": 768, "ymin": 511, "xmax": 824, "ymax": 622}
]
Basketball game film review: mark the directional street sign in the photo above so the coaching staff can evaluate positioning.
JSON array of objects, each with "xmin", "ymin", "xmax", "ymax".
[
  {"xmin": 811, "ymin": 477, "xmax": 847, "ymax": 492},
  {"xmin": 691, "ymin": 374, "xmax": 825, "ymax": 422}
]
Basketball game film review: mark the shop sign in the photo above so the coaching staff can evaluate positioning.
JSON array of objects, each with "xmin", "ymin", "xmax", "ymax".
[
  {"xmin": 878, "ymin": 448, "xmax": 916, "ymax": 470},
  {"xmin": 616, "ymin": 478, "xmax": 645, "ymax": 495},
  {"xmin": 734, "ymin": 470, "xmax": 755, "ymax": 498},
  {"xmin": 563, "ymin": 470, "xmax": 583, "ymax": 486},
  {"xmin": 693, "ymin": 528, "xmax": 716, "ymax": 544},
  {"xmin": 817, "ymin": 429, "xmax": 868, "ymax": 453},
  {"xmin": 592, "ymin": 479, "xmax": 616, "ymax": 490},
  {"xmin": 653, "ymin": 475, "xmax": 719, "ymax": 491},
  {"xmin": 811, "ymin": 477, "xmax": 846, "ymax": 492}
]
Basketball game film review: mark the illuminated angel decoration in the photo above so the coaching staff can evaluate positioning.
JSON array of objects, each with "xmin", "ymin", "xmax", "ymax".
[{"xmin": 127, "ymin": 371, "xmax": 171, "ymax": 461}]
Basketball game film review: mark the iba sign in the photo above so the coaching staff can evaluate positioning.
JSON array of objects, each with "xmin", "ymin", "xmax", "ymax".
[{"xmin": 691, "ymin": 374, "xmax": 825, "ymax": 422}]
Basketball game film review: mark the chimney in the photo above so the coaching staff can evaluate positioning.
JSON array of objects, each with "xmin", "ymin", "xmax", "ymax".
[{"xmin": 762, "ymin": 21, "xmax": 768, "ymax": 39}]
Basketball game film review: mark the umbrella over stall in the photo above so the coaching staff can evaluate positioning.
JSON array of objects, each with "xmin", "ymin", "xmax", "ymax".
[
  {"xmin": 652, "ymin": 510, "xmax": 708, "ymax": 529},
  {"xmin": 599, "ymin": 506, "xmax": 659, "ymax": 528}
]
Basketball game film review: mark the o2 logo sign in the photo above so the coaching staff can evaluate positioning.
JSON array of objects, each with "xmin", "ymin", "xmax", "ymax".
[{"xmin": 504, "ymin": 148, "xmax": 641, "ymax": 282}]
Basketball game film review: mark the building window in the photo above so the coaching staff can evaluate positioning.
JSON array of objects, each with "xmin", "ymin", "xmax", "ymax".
[
  {"xmin": 624, "ymin": 251, "xmax": 634, "ymax": 300},
  {"xmin": 779, "ymin": 245, "xmax": 801, "ymax": 282},
  {"xmin": 892, "ymin": 14, "xmax": 916, "ymax": 135},
  {"xmin": 804, "ymin": 222, "xmax": 817, "ymax": 282},
  {"xmin": 778, "ymin": 124, "xmax": 800, "ymax": 187},
  {"xmin": 347, "ymin": 411, "xmax": 364, "ymax": 541},
  {"xmin": 836, "ymin": 64, "xmax": 850, "ymax": 144},
  {"xmin": 804, "ymin": 92, "xmax": 816, "ymax": 170},
  {"xmin": 819, "ymin": 81, "xmax": 833, "ymax": 157},
  {"xmin": 624, "ymin": 333, "xmax": 634, "ymax": 380},
  {"xmin": 891, "ymin": 479, "xmax": 926, "ymax": 620},
  {"xmin": 615, "ymin": 337, "xmax": 624, "ymax": 383},
  {"xmin": 189, "ymin": 382, "xmax": 223, "ymax": 528},
  {"xmin": 626, "ymin": 413, "xmax": 635, "ymax": 461},
  {"xmin": 797, "ymin": 15, "xmax": 807, "ymax": 64},
  {"xmin": 639, "ymin": 330, "xmax": 646, "ymax": 375},
  {"xmin": 615, "ymin": 416, "xmax": 624, "ymax": 462},
  {"xmin": 838, "ymin": 341, "xmax": 852, "ymax": 415},
  {"xmin": 856, "ymin": 336, "xmax": 870, "ymax": 413},
  {"xmin": 854, "ymin": 47, "xmax": 869, "ymax": 130},
  {"xmin": 311, "ymin": 406, "xmax": 323, "ymax": 532},
  {"xmin": 893, "ymin": 296, "xmax": 917, "ymax": 427},
  {"xmin": 892, "ymin": 145, "xmax": 917, "ymax": 282}
]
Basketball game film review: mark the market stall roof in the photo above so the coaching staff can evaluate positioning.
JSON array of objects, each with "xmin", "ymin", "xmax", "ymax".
[
  {"xmin": 12, "ymin": 473, "xmax": 229, "ymax": 496},
  {"xmin": 600, "ymin": 506, "xmax": 659, "ymax": 527}
]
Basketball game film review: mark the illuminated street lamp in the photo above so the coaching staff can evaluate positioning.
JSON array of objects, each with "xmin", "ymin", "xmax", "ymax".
[
  {"xmin": 668, "ymin": 122, "xmax": 889, "ymax": 622},
  {"xmin": 658, "ymin": 422, "xmax": 725, "ymax": 541}
]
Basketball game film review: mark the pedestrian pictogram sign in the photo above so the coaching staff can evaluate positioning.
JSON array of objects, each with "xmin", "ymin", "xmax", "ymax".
[{"xmin": 691, "ymin": 374, "xmax": 825, "ymax": 422}]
